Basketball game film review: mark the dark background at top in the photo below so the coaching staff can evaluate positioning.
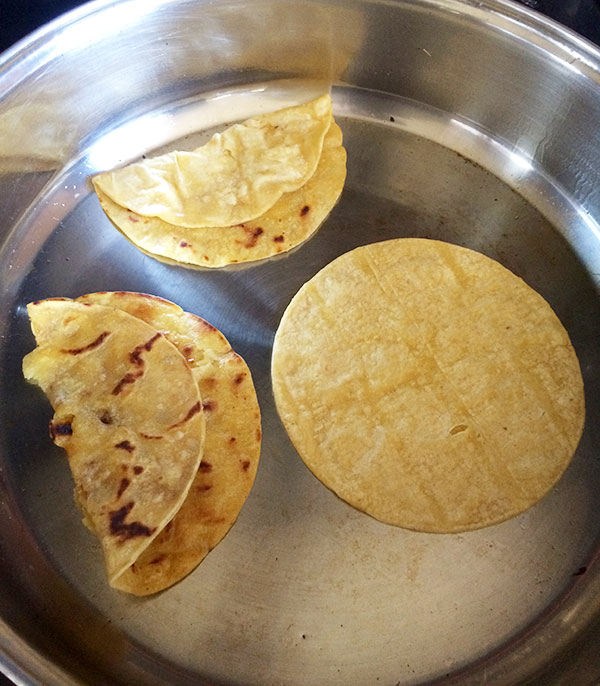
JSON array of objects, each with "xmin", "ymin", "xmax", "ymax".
[
  {"xmin": 0, "ymin": 1, "xmax": 599, "ymax": 686},
  {"xmin": 0, "ymin": 0, "xmax": 89, "ymax": 51},
  {"xmin": 0, "ymin": 0, "xmax": 600, "ymax": 52}
]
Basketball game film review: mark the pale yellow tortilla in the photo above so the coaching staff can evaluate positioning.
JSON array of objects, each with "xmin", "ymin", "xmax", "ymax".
[
  {"xmin": 77, "ymin": 292, "xmax": 261, "ymax": 595},
  {"xmin": 94, "ymin": 122, "xmax": 346, "ymax": 268},
  {"xmin": 271, "ymin": 238, "xmax": 585, "ymax": 533},
  {"xmin": 22, "ymin": 299, "xmax": 205, "ymax": 583},
  {"xmin": 92, "ymin": 95, "xmax": 332, "ymax": 228}
]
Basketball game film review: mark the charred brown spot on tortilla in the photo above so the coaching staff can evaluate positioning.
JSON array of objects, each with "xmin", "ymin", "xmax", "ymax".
[
  {"xmin": 33, "ymin": 297, "xmax": 69, "ymax": 305},
  {"xmin": 140, "ymin": 432, "xmax": 163, "ymax": 440},
  {"xmin": 49, "ymin": 419, "xmax": 73, "ymax": 439},
  {"xmin": 242, "ymin": 226, "xmax": 264, "ymax": 248},
  {"xmin": 129, "ymin": 214, "xmax": 139, "ymax": 223},
  {"xmin": 179, "ymin": 241, "xmax": 191, "ymax": 248},
  {"xmin": 112, "ymin": 369, "xmax": 143, "ymax": 395},
  {"xmin": 229, "ymin": 436, "xmax": 236, "ymax": 443},
  {"xmin": 150, "ymin": 554, "xmax": 166, "ymax": 565},
  {"xmin": 115, "ymin": 440, "xmax": 135, "ymax": 452},
  {"xmin": 99, "ymin": 410, "xmax": 113, "ymax": 425},
  {"xmin": 133, "ymin": 465, "xmax": 144, "ymax": 475},
  {"xmin": 116, "ymin": 478, "xmax": 131, "ymax": 499},
  {"xmin": 62, "ymin": 331, "xmax": 110, "ymax": 355},
  {"xmin": 182, "ymin": 345, "xmax": 194, "ymax": 358},
  {"xmin": 196, "ymin": 483, "xmax": 212, "ymax": 492},
  {"xmin": 202, "ymin": 400, "xmax": 216, "ymax": 412},
  {"xmin": 233, "ymin": 373, "xmax": 246, "ymax": 386},
  {"xmin": 130, "ymin": 332, "xmax": 161, "ymax": 366},
  {"xmin": 109, "ymin": 501, "xmax": 156, "ymax": 541},
  {"xmin": 169, "ymin": 401, "xmax": 202, "ymax": 429},
  {"xmin": 193, "ymin": 317, "xmax": 218, "ymax": 334},
  {"xmin": 273, "ymin": 234, "xmax": 285, "ymax": 243},
  {"xmin": 241, "ymin": 460, "xmax": 250, "ymax": 471},
  {"xmin": 256, "ymin": 428, "xmax": 262, "ymax": 442},
  {"xmin": 199, "ymin": 461, "xmax": 212, "ymax": 473},
  {"xmin": 300, "ymin": 205, "xmax": 310, "ymax": 216},
  {"xmin": 207, "ymin": 516, "xmax": 226, "ymax": 525}
]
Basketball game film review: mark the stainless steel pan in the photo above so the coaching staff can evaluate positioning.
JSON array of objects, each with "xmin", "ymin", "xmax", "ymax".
[{"xmin": 0, "ymin": 1, "xmax": 599, "ymax": 684}]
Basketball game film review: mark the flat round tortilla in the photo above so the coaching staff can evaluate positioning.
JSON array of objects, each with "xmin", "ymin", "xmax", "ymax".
[
  {"xmin": 94, "ymin": 122, "xmax": 346, "ymax": 268},
  {"xmin": 271, "ymin": 238, "xmax": 585, "ymax": 533},
  {"xmin": 22, "ymin": 299, "xmax": 205, "ymax": 582},
  {"xmin": 78, "ymin": 292, "xmax": 261, "ymax": 594}
]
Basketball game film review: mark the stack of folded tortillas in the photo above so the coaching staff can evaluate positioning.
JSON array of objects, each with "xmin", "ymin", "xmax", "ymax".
[
  {"xmin": 23, "ymin": 292, "xmax": 261, "ymax": 594},
  {"xmin": 92, "ymin": 95, "xmax": 347, "ymax": 268}
]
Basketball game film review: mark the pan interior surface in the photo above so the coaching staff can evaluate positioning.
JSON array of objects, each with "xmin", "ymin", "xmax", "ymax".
[{"xmin": 0, "ymin": 2, "xmax": 599, "ymax": 686}]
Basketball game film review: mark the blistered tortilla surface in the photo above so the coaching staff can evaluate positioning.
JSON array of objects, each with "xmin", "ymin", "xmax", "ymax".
[
  {"xmin": 22, "ymin": 299, "xmax": 205, "ymax": 582},
  {"xmin": 77, "ymin": 292, "xmax": 261, "ymax": 595},
  {"xmin": 94, "ymin": 122, "xmax": 346, "ymax": 268},
  {"xmin": 92, "ymin": 95, "xmax": 332, "ymax": 228}
]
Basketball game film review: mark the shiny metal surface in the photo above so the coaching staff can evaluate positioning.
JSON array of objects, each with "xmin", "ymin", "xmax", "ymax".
[{"xmin": 1, "ymin": 1, "xmax": 599, "ymax": 685}]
